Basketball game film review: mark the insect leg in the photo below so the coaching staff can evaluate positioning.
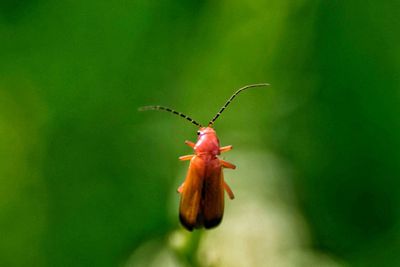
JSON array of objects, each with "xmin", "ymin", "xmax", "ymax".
[
  {"xmin": 220, "ymin": 159, "xmax": 236, "ymax": 169},
  {"xmin": 224, "ymin": 181, "xmax": 235, "ymax": 199},
  {"xmin": 179, "ymin": 155, "xmax": 195, "ymax": 161},
  {"xmin": 220, "ymin": 145, "xmax": 233, "ymax": 153},
  {"xmin": 185, "ymin": 141, "xmax": 195, "ymax": 148},
  {"xmin": 177, "ymin": 183, "xmax": 184, "ymax": 193}
]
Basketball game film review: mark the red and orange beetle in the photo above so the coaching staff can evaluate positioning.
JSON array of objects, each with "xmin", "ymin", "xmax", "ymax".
[{"xmin": 140, "ymin": 83, "xmax": 269, "ymax": 230}]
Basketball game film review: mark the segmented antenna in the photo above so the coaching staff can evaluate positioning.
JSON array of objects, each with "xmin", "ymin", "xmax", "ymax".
[
  {"xmin": 138, "ymin": 105, "xmax": 202, "ymax": 127},
  {"xmin": 208, "ymin": 83, "xmax": 269, "ymax": 126}
]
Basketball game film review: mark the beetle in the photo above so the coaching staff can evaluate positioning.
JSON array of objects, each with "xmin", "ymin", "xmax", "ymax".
[{"xmin": 139, "ymin": 83, "xmax": 269, "ymax": 230}]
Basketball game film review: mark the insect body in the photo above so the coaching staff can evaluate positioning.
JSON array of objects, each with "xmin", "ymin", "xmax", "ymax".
[{"xmin": 139, "ymin": 83, "xmax": 269, "ymax": 230}]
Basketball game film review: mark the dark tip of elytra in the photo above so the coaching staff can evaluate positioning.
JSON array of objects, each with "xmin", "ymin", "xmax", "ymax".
[
  {"xmin": 179, "ymin": 214, "xmax": 194, "ymax": 231},
  {"xmin": 204, "ymin": 217, "xmax": 222, "ymax": 229}
]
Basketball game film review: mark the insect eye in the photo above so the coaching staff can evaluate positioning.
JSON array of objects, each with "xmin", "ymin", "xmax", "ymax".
[{"xmin": 197, "ymin": 131, "xmax": 200, "ymax": 136}]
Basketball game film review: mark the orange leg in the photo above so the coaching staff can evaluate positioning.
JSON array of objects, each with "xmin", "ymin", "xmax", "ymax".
[
  {"xmin": 179, "ymin": 155, "xmax": 194, "ymax": 161},
  {"xmin": 220, "ymin": 145, "xmax": 233, "ymax": 153},
  {"xmin": 185, "ymin": 140, "xmax": 195, "ymax": 148},
  {"xmin": 220, "ymin": 159, "xmax": 236, "ymax": 169},
  {"xmin": 177, "ymin": 183, "xmax": 184, "ymax": 193},
  {"xmin": 224, "ymin": 181, "xmax": 235, "ymax": 199}
]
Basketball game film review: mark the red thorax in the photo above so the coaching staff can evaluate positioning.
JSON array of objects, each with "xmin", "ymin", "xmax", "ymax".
[{"xmin": 194, "ymin": 127, "xmax": 220, "ymax": 157}]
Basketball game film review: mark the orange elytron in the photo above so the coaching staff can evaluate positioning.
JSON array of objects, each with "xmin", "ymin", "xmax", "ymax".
[{"xmin": 139, "ymin": 83, "xmax": 269, "ymax": 230}]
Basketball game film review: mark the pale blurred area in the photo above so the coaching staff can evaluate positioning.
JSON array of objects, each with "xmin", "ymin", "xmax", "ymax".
[{"xmin": 125, "ymin": 149, "xmax": 344, "ymax": 267}]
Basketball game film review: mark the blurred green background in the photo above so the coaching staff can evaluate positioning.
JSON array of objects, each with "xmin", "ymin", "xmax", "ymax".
[{"xmin": 1, "ymin": 1, "xmax": 399, "ymax": 266}]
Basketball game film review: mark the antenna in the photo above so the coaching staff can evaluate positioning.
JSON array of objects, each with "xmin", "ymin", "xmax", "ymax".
[
  {"xmin": 138, "ymin": 105, "xmax": 203, "ymax": 127},
  {"xmin": 208, "ymin": 83, "xmax": 269, "ymax": 126}
]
